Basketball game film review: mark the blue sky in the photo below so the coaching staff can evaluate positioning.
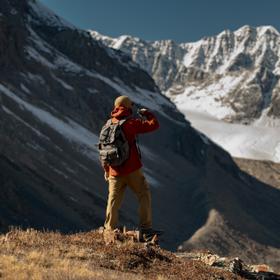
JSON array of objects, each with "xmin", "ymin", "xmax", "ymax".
[{"xmin": 40, "ymin": 0, "xmax": 280, "ymax": 43}]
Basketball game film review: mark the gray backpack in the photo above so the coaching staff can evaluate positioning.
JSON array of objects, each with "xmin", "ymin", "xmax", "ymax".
[{"xmin": 98, "ymin": 118, "xmax": 130, "ymax": 166}]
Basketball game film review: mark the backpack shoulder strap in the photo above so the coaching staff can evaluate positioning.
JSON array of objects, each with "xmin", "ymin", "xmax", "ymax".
[{"xmin": 118, "ymin": 116, "xmax": 132, "ymax": 126}]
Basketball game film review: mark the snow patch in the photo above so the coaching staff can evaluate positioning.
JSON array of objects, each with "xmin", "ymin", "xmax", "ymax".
[
  {"xmin": 2, "ymin": 105, "xmax": 49, "ymax": 140},
  {"xmin": 25, "ymin": 46, "xmax": 55, "ymax": 69},
  {"xmin": 253, "ymin": 109, "xmax": 280, "ymax": 127},
  {"xmin": 87, "ymin": 88, "xmax": 99, "ymax": 94},
  {"xmin": 183, "ymin": 109, "xmax": 280, "ymax": 163},
  {"xmin": 113, "ymin": 35, "xmax": 129, "ymax": 49},
  {"xmin": 173, "ymin": 90, "xmax": 220, "ymax": 118},
  {"xmin": 141, "ymin": 146, "xmax": 159, "ymax": 161},
  {"xmin": 143, "ymin": 168, "xmax": 160, "ymax": 188},
  {"xmin": 52, "ymin": 75, "xmax": 74, "ymax": 90},
  {"xmin": 20, "ymin": 84, "xmax": 31, "ymax": 94},
  {"xmin": 169, "ymin": 74, "xmax": 245, "ymax": 120},
  {"xmin": 54, "ymin": 55, "xmax": 84, "ymax": 73},
  {"xmin": 0, "ymin": 84, "xmax": 99, "ymax": 162},
  {"xmin": 26, "ymin": 142, "xmax": 46, "ymax": 152},
  {"xmin": 24, "ymin": 72, "xmax": 46, "ymax": 84},
  {"xmin": 183, "ymin": 41, "xmax": 203, "ymax": 67},
  {"xmin": 275, "ymin": 143, "xmax": 280, "ymax": 162},
  {"xmin": 51, "ymin": 167, "xmax": 69, "ymax": 178}
]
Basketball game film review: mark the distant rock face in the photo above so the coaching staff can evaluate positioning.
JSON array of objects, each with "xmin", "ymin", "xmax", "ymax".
[
  {"xmin": 1, "ymin": 0, "xmax": 280, "ymax": 272},
  {"xmin": 91, "ymin": 26, "xmax": 280, "ymax": 124},
  {"xmin": 269, "ymin": 79, "xmax": 280, "ymax": 117}
]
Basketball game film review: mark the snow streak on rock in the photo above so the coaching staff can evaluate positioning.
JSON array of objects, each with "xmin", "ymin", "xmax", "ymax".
[{"xmin": 0, "ymin": 84, "xmax": 99, "ymax": 161}]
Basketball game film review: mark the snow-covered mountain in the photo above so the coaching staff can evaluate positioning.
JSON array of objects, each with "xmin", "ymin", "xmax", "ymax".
[
  {"xmin": 91, "ymin": 26, "xmax": 280, "ymax": 123},
  {"xmin": 1, "ymin": 0, "xmax": 280, "ymax": 271},
  {"xmin": 91, "ymin": 26, "xmax": 280, "ymax": 163}
]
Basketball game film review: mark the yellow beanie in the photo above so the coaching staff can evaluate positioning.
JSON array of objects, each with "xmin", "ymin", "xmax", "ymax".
[{"xmin": 114, "ymin": 95, "xmax": 133, "ymax": 109}]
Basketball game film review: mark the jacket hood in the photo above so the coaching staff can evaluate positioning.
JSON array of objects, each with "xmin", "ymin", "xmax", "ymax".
[{"xmin": 111, "ymin": 106, "xmax": 132, "ymax": 120}]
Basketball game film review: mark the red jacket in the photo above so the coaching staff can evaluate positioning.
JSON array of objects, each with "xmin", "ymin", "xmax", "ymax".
[{"xmin": 104, "ymin": 106, "xmax": 160, "ymax": 176}]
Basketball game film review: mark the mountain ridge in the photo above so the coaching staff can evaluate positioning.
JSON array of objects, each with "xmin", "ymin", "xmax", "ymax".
[{"xmin": 91, "ymin": 25, "xmax": 280, "ymax": 124}]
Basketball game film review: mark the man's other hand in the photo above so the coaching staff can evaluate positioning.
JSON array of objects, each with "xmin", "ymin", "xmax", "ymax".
[{"xmin": 138, "ymin": 108, "xmax": 148, "ymax": 116}]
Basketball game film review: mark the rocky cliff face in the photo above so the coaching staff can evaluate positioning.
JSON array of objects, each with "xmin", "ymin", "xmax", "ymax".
[
  {"xmin": 91, "ymin": 26, "xmax": 280, "ymax": 124},
  {"xmin": 1, "ymin": 0, "xmax": 280, "ymax": 271}
]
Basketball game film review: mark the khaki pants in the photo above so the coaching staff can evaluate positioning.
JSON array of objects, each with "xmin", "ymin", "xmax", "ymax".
[{"xmin": 104, "ymin": 169, "xmax": 152, "ymax": 230}]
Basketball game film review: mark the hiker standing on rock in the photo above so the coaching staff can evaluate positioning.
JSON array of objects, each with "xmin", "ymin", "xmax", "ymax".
[{"xmin": 98, "ymin": 95, "xmax": 160, "ymax": 236}]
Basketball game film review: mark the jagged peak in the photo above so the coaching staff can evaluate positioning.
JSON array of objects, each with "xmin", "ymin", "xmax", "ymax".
[
  {"xmin": 216, "ymin": 29, "xmax": 233, "ymax": 39},
  {"xmin": 117, "ymin": 34, "xmax": 139, "ymax": 43},
  {"xmin": 112, "ymin": 34, "xmax": 146, "ymax": 49},
  {"xmin": 233, "ymin": 25, "xmax": 280, "ymax": 38},
  {"xmin": 153, "ymin": 39, "xmax": 178, "ymax": 49},
  {"xmin": 91, "ymin": 24, "xmax": 280, "ymax": 55},
  {"xmin": 117, "ymin": 34, "xmax": 132, "ymax": 41},
  {"xmin": 234, "ymin": 25, "xmax": 256, "ymax": 36},
  {"xmin": 88, "ymin": 30, "xmax": 114, "ymax": 42},
  {"xmin": 90, "ymin": 32, "xmax": 147, "ymax": 48},
  {"xmin": 256, "ymin": 25, "xmax": 280, "ymax": 36}
]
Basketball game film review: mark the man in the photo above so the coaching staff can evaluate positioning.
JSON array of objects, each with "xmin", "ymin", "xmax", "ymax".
[{"xmin": 101, "ymin": 95, "xmax": 160, "ymax": 235}]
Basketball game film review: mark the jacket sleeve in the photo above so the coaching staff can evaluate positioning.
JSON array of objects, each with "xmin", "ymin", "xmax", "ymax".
[{"xmin": 131, "ymin": 111, "xmax": 160, "ymax": 134}]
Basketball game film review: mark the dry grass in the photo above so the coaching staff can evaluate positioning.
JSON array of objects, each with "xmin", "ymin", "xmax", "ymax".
[{"xmin": 0, "ymin": 228, "xmax": 243, "ymax": 280}]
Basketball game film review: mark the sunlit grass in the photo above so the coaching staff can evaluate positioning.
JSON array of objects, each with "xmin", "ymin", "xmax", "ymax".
[{"xmin": 0, "ymin": 228, "xmax": 242, "ymax": 280}]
